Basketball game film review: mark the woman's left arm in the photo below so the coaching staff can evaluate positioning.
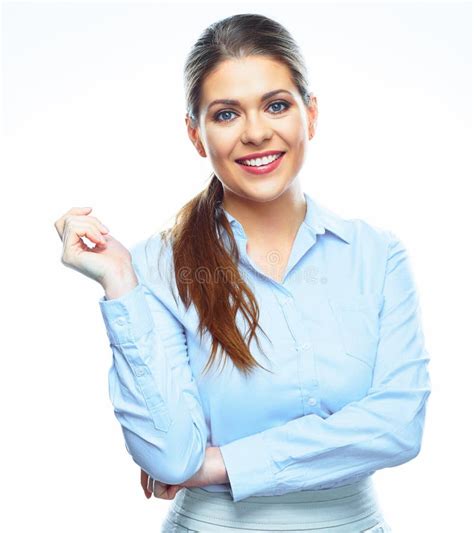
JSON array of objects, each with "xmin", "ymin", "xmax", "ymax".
[{"xmin": 217, "ymin": 230, "xmax": 432, "ymax": 502}]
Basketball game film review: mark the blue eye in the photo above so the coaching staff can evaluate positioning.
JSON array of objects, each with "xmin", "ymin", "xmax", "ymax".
[
  {"xmin": 215, "ymin": 110, "xmax": 236, "ymax": 122},
  {"xmin": 213, "ymin": 100, "xmax": 291, "ymax": 123},
  {"xmin": 268, "ymin": 101, "xmax": 288, "ymax": 113}
]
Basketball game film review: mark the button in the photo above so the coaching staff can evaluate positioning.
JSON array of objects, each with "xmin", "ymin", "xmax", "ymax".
[
  {"xmin": 308, "ymin": 397, "xmax": 316, "ymax": 406},
  {"xmin": 115, "ymin": 317, "xmax": 126, "ymax": 326},
  {"xmin": 135, "ymin": 367, "xmax": 146, "ymax": 377},
  {"xmin": 302, "ymin": 342, "xmax": 311, "ymax": 350}
]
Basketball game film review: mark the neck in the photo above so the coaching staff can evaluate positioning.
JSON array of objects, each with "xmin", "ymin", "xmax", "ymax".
[{"xmin": 221, "ymin": 185, "xmax": 307, "ymax": 241}]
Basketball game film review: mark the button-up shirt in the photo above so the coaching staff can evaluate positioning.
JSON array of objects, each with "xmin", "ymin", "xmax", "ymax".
[{"xmin": 98, "ymin": 191, "xmax": 431, "ymax": 502}]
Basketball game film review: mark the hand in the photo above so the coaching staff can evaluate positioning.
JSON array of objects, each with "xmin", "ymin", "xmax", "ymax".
[
  {"xmin": 140, "ymin": 469, "xmax": 184, "ymax": 500},
  {"xmin": 54, "ymin": 206, "xmax": 136, "ymax": 287},
  {"xmin": 140, "ymin": 447, "xmax": 229, "ymax": 500}
]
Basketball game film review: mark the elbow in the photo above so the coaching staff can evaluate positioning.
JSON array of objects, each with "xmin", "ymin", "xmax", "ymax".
[
  {"xmin": 157, "ymin": 408, "xmax": 209, "ymax": 484},
  {"xmin": 386, "ymin": 397, "xmax": 429, "ymax": 467},
  {"xmin": 386, "ymin": 432, "xmax": 424, "ymax": 471},
  {"xmin": 124, "ymin": 422, "xmax": 208, "ymax": 486},
  {"xmin": 155, "ymin": 443, "xmax": 207, "ymax": 485}
]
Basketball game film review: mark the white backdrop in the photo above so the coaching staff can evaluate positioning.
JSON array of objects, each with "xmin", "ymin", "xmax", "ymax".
[{"xmin": 1, "ymin": 0, "xmax": 472, "ymax": 531}]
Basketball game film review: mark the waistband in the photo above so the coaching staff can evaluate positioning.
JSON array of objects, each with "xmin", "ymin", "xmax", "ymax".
[
  {"xmin": 188, "ymin": 476, "xmax": 374, "ymax": 504},
  {"xmin": 167, "ymin": 476, "xmax": 383, "ymax": 531}
]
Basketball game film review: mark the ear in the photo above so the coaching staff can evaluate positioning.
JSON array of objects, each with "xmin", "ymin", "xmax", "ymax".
[
  {"xmin": 307, "ymin": 93, "xmax": 318, "ymax": 140},
  {"xmin": 185, "ymin": 114, "xmax": 207, "ymax": 157}
]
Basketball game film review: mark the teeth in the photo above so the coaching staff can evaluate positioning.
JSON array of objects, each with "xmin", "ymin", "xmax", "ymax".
[{"xmin": 239, "ymin": 153, "xmax": 283, "ymax": 167}]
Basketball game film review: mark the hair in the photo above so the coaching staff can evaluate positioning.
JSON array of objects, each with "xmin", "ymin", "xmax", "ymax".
[{"xmin": 158, "ymin": 13, "xmax": 312, "ymax": 379}]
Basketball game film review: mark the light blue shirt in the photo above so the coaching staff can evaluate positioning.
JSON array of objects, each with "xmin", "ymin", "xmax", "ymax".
[{"xmin": 98, "ymin": 191, "xmax": 431, "ymax": 503}]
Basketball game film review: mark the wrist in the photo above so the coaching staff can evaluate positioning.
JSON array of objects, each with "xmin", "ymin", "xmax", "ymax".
[
  {"xmin": 102, "ymin": 269, "xmax": 139, "ymax": 300},
  {"xmin": 209, "ymin": 447, "xmax": 229, "ymax": 485}
]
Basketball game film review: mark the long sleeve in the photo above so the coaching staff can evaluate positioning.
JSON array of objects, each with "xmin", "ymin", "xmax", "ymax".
[
  {"xmin": 219, "ymin": 230, "xmax": 432, "ymax": 502},
  {"xmin": 98, "ymin": 238, "xmax": 208, "ymax": 485}
]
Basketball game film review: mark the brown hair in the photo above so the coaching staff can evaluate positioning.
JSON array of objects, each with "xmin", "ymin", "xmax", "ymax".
[{"xmin": 158, "ymin": 13, "xmax": 312, "ymax": 378}]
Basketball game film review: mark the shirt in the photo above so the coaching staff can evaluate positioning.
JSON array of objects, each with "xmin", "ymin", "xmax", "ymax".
[{"xmin": 98, "ymin": 191, "xmax": 432, "ymax": 503}]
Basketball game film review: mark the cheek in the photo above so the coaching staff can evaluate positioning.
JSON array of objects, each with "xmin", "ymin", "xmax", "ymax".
[
  {"xmin": 273, "ymin": 117, "xmax": 306, "ymax": 145},
  {"xmin": 286, "ymin": 117, "xmax": 306, "ymax": 140},
  {"xmin": 206, "ymin": 128, "xmax": 236, "ymax": 157}
]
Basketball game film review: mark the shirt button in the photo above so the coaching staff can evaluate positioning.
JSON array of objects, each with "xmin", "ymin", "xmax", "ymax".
[
  {"xmin": 135, "ymin": 367, "xmax": 146, "ymax": 376},
  {"xmin": 302, "ymin": 342, "xmax": 311, "ymax": 350},
  {"xmin": 115, "ymin": 317, "xmax": 126, "ymax": 326},
  {"xmin": 308, "ymin": 397, "xmax": 316, "ymax": 406}
]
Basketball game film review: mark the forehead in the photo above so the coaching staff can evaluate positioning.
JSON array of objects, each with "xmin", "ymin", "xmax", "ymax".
[{"xmin": 201, "ymin": 56, "xmax": 296, "ymax": 102}]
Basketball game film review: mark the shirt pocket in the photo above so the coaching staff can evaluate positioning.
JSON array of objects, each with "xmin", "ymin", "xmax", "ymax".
[{"xmin": 328, "ymin": 292, "xmax": 383, "ymax": 369}]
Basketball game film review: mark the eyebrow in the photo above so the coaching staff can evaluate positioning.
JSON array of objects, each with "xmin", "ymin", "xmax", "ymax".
[{"xmin": 207, "ymin": 89, "xmax": 293, "ymax": 111}]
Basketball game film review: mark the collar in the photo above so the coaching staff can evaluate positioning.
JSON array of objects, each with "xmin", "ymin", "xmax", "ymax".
[
  {"xmin": 219, "ymin": 191, "xmax": 352, "ymax": 244},
  {"xmin": 303, "ymin": 192, "xmax": 352, "ymax": 243}
]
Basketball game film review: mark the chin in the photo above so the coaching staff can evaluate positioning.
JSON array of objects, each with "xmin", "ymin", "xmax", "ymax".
[{"xmin": 237, "ymin": 179, "xmax": 293, "ymax": 201}]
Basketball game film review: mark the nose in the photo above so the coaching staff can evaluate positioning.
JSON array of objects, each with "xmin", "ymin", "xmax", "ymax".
[{"xmin": 240, "ymin": 113, "xmax": 273, "ymax": 145}]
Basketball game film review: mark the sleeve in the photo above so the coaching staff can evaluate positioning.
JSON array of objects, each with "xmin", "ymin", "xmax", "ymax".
[
  {"xmin": 219, "ymin": 230, "xmax": 432, "ymax": 502},
  {"xmin": 98, "ymin": 237, "xmax": 208, "ymax": 485}
]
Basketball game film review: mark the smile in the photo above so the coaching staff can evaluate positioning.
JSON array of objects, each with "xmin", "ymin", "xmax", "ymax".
[{"xmin": 236, "ymin": 152, "xmax": 286, "ymax": 175}]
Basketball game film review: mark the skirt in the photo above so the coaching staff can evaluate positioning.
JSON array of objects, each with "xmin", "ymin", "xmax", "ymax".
[{"xmin": 161, "ymin": 476, "xmax": 392, "ymax": 532}]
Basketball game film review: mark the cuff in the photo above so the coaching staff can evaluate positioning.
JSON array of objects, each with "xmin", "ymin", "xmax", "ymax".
[
  {"xmin": 98, "ymin": 282, "xmax": 154, "ymax": 346},
  {"xmin": 219, "ymin": 432, "xmax": 275, "ymax": 502}
]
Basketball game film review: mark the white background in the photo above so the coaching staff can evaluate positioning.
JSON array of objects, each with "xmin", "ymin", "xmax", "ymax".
[{"xmin": 1, "ymin": 0, "xmax": 472, "ymax": 531}]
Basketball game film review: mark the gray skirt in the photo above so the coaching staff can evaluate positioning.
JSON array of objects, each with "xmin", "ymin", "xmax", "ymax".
[{"xmin": 161, "ymin": 476, "xmax": 392, "ymax": 532}]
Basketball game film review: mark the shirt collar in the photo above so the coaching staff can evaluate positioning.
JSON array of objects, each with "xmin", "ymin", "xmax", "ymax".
[
  {"xmin": 303, "ymin": 192, "xmax": 352, "ymax": 244},
  {"xmin": 219, "ymin": 191, "xmax": 352, "ymax": 244}
]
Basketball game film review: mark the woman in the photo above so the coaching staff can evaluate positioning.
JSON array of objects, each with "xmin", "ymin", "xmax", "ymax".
[{"xmin": 54, "ymin": 13, "xmax": 431, "ymax": 533}]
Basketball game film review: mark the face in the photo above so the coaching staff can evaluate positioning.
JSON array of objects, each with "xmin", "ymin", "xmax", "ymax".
[{"xmin": 186, "ymin": 55, "xmax": 317, "ymax": 204}]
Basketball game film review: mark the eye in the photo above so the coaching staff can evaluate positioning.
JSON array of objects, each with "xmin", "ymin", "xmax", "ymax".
[
  {"xmin": 268, "ymin": 101, "xmax": 289, "ymax": 114},
  {"xmin": 212, "ymin": 100, "xmax": 292, "ymax": 123},
  {"xmin": 214, "ymin": 110, "xmax": 236, "ymax": 123}
]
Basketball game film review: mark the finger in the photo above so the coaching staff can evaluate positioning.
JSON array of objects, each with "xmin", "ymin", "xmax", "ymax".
[
  {"xmin": 75, "ymin": 229, "xmax": 107, "ymax": 249},
  {"xmin": 63, "ymin": 216, "xmax": 109, "ymax": 242},
  {"xmin": 63, "ymin": 222, "xmax": 107, "ymax": 249},
  {"xmin": 141, "ymin": 469, "xmax": 152, "ymax": 498},
  {"xmin": 153, "ymin": 480, "xmax": 167, "ymax": 499},
  {"xmin": 72, "ymin": 220, "xmax": 109, "ymax": 244},
  {"xmin": 168, "ymin": 485, "xmax": 183, "ymax": 499},
  {"xmin": 141, "ymin": 470, "xmax": 149, "ymax": 492},
  {"xmin": 54, "ymin": 207, "xmax": 92, "ymax": 238},
  {"xmin": 81, "ymin": 215, "xmax": 110, "ymax": 234},
  {"xmin": 55, "ymin": 209, "xmax": 109, "ymax": 242}
]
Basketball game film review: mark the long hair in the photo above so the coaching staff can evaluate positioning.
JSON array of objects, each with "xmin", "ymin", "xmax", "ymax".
[{"xmin": 158, "ymin": 13, "xmax": 312, "ymax": 378}]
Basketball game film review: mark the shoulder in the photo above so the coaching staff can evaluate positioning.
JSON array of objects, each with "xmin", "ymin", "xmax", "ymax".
[
  {"xmin": 352, "ymin": 217, "xmax": 400, "ymax": 252},
  {"xmin": 317, "ymin": 201, "xmax": 400, "ymax": 256}
]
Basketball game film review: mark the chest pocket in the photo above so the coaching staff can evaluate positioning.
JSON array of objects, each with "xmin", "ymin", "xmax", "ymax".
[{"xmin": 328, "ymin": 292, "xmax": 383, "ymax": 369}]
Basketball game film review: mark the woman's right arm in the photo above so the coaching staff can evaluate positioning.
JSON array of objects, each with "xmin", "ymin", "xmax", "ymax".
[
  {"xmin": 54, "ymin": 207, "xmax": 208, "ymax": 485},
  {"xmin": 98, "ymin": 238, "xmax": 208, "ymax": 486}
]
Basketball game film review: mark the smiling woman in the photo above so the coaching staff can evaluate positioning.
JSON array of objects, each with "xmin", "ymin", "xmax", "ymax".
[
  {"xmin": 70, "ymin": 11, "xmax": 432, "ymax": 533},
  {"xmin": 187, "ymin": 53, "xmax": 317, "ymax": 206}
]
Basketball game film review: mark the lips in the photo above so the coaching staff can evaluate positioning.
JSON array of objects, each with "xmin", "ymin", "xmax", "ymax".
[
  {"xmin": 236, "ymin": 151, "xmax": 285, "ymax": 163},
  {"xmin": 235, "ymin": 151, "xmax": 286, "ymax": 175}
]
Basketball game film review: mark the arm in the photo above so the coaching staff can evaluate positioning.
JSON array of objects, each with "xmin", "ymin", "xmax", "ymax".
[
  {"xmin": 219, "ymin": 231, "xmax": 432, "ymax": 502},
  {"xmin": 98, "ymin": 237, "xmax": 208, "ymax": 485}
]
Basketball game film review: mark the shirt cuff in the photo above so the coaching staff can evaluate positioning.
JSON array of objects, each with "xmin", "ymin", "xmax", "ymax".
[
  {"xmin": 98, "ymin": 282, "xmax": 154, "ymax": 346},
  {"xmin": 219, "ymin": 432, "xmax": 275, "ymax": 502}
]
